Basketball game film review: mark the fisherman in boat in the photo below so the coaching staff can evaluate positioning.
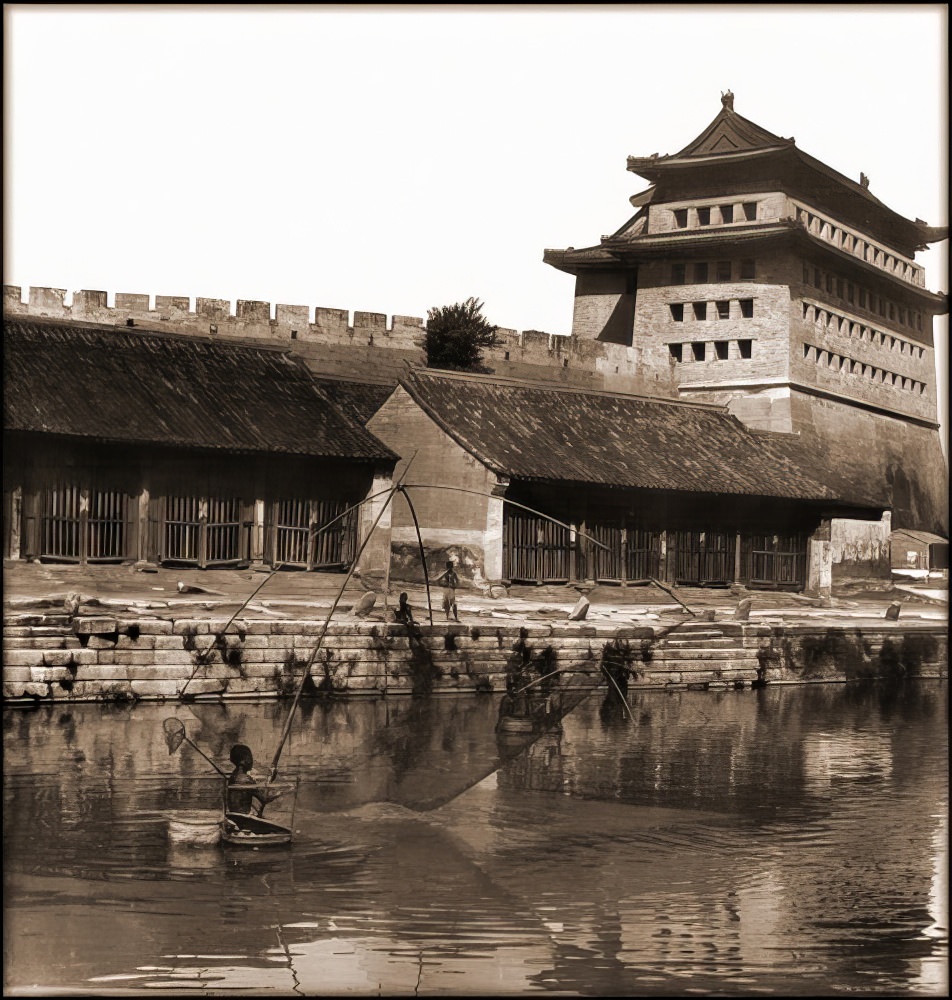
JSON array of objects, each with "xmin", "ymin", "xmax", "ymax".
[{"xmin": 227, "ymin": 744, "xmax": 281, "ymax": 817}]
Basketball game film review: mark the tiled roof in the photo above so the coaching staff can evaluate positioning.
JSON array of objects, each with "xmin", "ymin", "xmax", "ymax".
[
  {"xmin": 891, "ymin": 528, "xmax": 948, "ymax": 546},
  {"xmin": 3, "ymin": 318, "xmax": 397, "ymax": 462},
  {"xmin": 311, "ymin": 376, "xmax": 396, "ymax": 425},
  {"xmin": 399, "ymin": 369, "xmax": 878, "ymax": 506}
]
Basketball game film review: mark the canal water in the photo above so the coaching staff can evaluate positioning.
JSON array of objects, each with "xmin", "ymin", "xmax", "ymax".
[{"xmin": 3, "ymin": 680, "xmax": 947, "ymax": 996}]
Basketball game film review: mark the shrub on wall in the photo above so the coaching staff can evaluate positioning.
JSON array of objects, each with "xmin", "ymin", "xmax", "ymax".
[{"xmin": 425, "ymin": 297, "xmax": 498, "ymax": 371}]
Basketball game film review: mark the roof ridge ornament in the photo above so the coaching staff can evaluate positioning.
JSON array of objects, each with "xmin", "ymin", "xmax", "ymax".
[{"xmin": 720, "ymin": 89, "xmax": 734, "ymax": 111}]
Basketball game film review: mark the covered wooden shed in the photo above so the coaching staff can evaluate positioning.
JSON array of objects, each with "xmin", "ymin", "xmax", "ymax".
[
  {"xmin": 3, "ymin": 318, "xmax": 397, "ymax": 575},
  {"xmin": 368, "ymin": 368, "xmax": 888, "ymax": 593}
]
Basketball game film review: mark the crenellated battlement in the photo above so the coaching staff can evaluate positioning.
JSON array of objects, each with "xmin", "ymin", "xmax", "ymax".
[
  {"xmin": 2, "ymin": 284, "xmax": 433, "ymax": 350},
  {"xmin": 2, "ymin": 284, "xmax": 653, "ymax": 392}
]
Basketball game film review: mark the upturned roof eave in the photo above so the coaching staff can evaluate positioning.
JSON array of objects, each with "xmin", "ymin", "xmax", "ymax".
[
  {"xmin": 542, "ymin": 245, "xmax": 624, "ymax": 274},
  {"xmin": 628, "ymin": 144, "xmax": 945, "ymax": 249}
]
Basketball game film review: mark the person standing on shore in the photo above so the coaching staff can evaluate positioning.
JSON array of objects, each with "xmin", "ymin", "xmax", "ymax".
[{"xmin": 434, "ymin": 561, "xmax": 460, "ymax": 622}]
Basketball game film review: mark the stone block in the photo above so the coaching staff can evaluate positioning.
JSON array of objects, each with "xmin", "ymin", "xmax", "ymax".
[
  {"xmin": 42, "ymin": 650, "xmax": 75, "ymax": 667},
  {"xmin": 4, "ymin": 638, "xmax": 44, "ymax": 649},
  {"xmin": 117, "ymin": 635, "xmax": 156, "ymax": 650},
  {"xmin": 86, "ymin": 635, "xmax": 117, "ymax": 649},
  {"xmin": 130, "ymin": 679, "xmax": 182, "ymax": 699},
  {"xmin": 568, "ymin": 596, "xmax": 590, "ymax": 621},
  {"xmin": 2, "ymin": 650, "xmax": 42, "ymax": 666},
  {"xmin": 173, "ymin": 621, "xmax": 210, "ymax": 635},
  {"xmin": 70, "ymin": 650, "xmax": 100, "ymax": 666},
  {"xmin": 126, "ymin": 620, "xmax": 174, "ymax": 635},
  {"xmin": 73, "ymin": 617, "xmax": 118, "ymax": 635},
  {"xmin": 30, "ymin": 666, "xmax": 70, "ymax": 683}
]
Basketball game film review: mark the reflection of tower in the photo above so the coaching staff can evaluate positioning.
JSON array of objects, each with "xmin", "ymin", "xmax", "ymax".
[{"xmin": 497, "ymin": 730, "xmax": 564, "ymax": 794}]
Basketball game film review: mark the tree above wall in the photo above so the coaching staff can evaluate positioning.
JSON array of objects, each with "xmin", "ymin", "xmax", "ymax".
[{"xmin": 425, "ymin": 297, "xmax": 499, "ymax": 372}]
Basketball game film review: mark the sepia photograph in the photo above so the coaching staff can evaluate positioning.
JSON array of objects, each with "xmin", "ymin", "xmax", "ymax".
[{"xmin": 3, "ymin": 4, "xmax": 948, "ymax": 996}]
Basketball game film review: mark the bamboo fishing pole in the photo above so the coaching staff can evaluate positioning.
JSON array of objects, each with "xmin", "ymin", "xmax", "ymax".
[
  {"xmin": 176, "ymin": 486, "xmax": 397, "ymax": 699},
  {"xmin": 264, "ymin": 455, "xmax": 418, "ymax": 789}
]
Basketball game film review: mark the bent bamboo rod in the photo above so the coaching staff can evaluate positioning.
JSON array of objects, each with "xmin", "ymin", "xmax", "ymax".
[
  {"xmin": 398, "ymin": 485, "xmax": 434, "ymax": 626},
  {"xmin": 177, "ymin": 487, "xmax": 396, "ymax": 698},
  {"xmin": 511, "ymin": 663, "xmax": 635, "ymax": 722},
  {"xmin": 264, "ymin": 455, "xmax": 418, "ymax": 789},
  {"xmin": 401, "ymin": 484, "xmax": 612, "ymax": 552}
]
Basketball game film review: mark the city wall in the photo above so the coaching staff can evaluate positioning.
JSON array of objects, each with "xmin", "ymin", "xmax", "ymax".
[
  {"xmin": 2, "ymin": 284, "xmax": 642, "ymax": 390},
  {"xmin": 2, "ymin": 609, "xmax": 946, "ymax": 705}
]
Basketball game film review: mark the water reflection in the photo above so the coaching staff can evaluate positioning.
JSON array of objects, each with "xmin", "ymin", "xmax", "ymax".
[{"xmin": 3, "ymin": 681, "xmax": 947, "ymax": 996}]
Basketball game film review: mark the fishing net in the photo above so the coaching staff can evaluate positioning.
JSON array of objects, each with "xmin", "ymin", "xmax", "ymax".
[{"xmin": 162, "ymin": 717, "xmax": 187, "ymax": 755}]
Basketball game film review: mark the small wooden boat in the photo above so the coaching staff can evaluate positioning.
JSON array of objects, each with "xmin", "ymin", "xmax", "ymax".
[{"xmin": 221, "ymin": 812, "xmax": 292, "ymax": 847}]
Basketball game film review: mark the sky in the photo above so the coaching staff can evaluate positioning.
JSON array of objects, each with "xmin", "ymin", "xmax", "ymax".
[{"xmin": 4, "ymin": 4, "xmax": 948, "ymax": 453}]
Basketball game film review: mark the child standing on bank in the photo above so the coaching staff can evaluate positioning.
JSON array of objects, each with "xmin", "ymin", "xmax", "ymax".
[{"xmin": 435, "ymin": 561, "xmax": 460, "ymax": 622}]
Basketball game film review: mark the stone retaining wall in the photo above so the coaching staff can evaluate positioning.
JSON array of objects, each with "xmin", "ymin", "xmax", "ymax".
[{"xmin": 2, "ymin": 611, "xmax": 946, "ymax": 704}]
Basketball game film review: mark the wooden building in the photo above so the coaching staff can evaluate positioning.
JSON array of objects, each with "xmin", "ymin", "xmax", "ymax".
[
  {"xmin": 890, "ymin": 529, "xmax": 949, "ymax": 575},
  {"xmin": 3, "ymin": 318, "xmax": 397, "ymax": 576},
  {"xmin": 543, "ymin": 92, "xmax": 948, "ymax": 540},
  {"xmin": 367, "ymin": 368, "xmax": 887, "ymax": 593}
]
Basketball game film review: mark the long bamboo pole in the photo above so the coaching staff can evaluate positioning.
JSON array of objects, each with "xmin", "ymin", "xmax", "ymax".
[
  {"xmin": 264, "ymin": 455, "xmax": 417, "ymax": 788},
  {"xmin": 398, "ymin": 485, "xmax": 434, "ymax": 626}
]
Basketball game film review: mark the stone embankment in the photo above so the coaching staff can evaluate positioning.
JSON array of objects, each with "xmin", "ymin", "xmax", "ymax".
[{"xmin": 3, "ymin": 607, "xmax": 946, "ymax": 704}]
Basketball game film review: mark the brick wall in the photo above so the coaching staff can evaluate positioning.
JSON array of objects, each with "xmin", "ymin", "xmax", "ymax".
[
  {"xmin": 4, "ymin": 611, "xmax": 945, "ymax": 704},
  {"xmin": 367, "ymin": 386, "xmax": 503, "ymax": 585}
]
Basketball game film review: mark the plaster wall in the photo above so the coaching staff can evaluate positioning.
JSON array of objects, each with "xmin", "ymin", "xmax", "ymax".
[{"xmin": 367, "ymin": 386, "xmax": 502, "ymax": 586}]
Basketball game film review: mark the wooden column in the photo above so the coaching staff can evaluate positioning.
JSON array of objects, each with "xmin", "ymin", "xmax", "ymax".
[
  {"xmin": 78, "ymin": 487, "xmax": 90, "ymax": 567},
  {"xmin": 8, "ymin": 486, "xmax": 23, "ymax": 560}
]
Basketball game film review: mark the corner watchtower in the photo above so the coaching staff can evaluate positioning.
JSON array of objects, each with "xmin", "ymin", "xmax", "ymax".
[{"xmin": 544, "ymin": 94, "xmax": 949, "ymax": 533}]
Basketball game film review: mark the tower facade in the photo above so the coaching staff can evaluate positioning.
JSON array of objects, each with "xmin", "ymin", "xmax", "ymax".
[{"xmin": 544, "ymin": 93, "xmax": 949, "ymax": 534}]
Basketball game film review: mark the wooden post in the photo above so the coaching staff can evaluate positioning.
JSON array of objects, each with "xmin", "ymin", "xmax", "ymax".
[
  {"xmin": 198, "ymin": 498, "xmax": 208, "ymax": 569},
  {"xmin": 734, "ymin": 530, "xmax": 742, "ymax": 584},
  {"xmin": 79, "ymin": 487, "xmax": 90, "ymax": 567},
  {"xmin": 8, "ymin": 485, "xmax": 23, "ymax": 560},
  {"xmin": 621, "ymin": 525, "xmax": 628, "ymax": 586},
  {"xmin": 137, "ymin": 488, "xmax": 150, "ymax": 562}
]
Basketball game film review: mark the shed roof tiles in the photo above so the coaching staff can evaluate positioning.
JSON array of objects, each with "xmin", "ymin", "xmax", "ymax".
[
  {"xmin": 3, "ymin": 318, "xmax": 397, "ymax": 462},
  {"xmin": 399, "ymin": 368, "xmax": 881, "ymax": 507}
]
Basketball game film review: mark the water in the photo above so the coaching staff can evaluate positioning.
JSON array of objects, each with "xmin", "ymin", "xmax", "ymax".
[{"xmin": 3, "ymin": 681, "xmax": 947, "ymax": 996}]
